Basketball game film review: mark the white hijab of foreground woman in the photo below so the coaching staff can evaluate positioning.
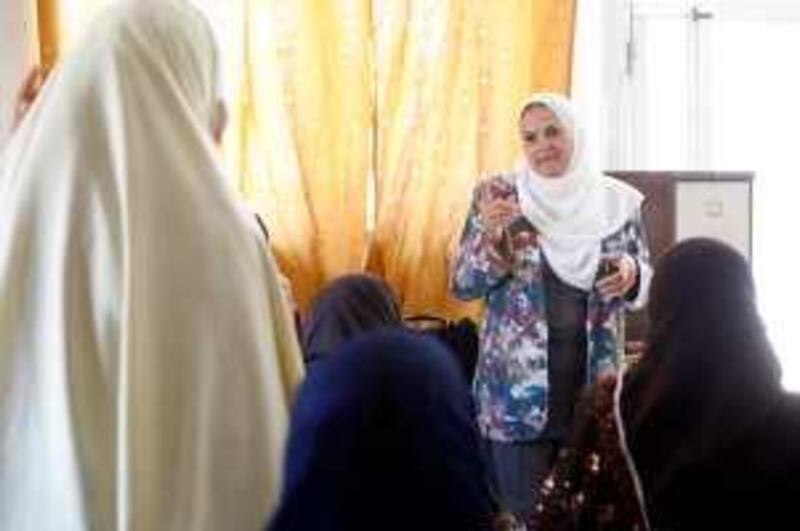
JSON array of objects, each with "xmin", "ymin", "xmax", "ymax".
[
  {"xmin": 0, "ymin": 1, "xmax": 303, "ymax": 530},
  {"xmin": 514, "ymin": 92, "xmax": 644, "ymax": 291}
]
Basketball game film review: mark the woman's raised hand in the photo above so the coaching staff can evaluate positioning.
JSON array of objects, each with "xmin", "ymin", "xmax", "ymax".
[{"xmin": 595, "ymin": 254, "xmax": 638, "ymax": 299}]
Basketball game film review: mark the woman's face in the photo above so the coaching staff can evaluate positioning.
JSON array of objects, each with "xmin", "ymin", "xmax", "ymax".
[{"xmin": 519, "ymin": 104, "xmax": 573, "ymax": 177}]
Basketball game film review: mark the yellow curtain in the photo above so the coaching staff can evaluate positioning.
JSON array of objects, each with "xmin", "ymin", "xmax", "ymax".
[
  {"xmin": 35, "ymin": 0, "xmax": 59, "ymax": 69},
  {"xmin": 42, "ymin": 0, "xmax": 575, "ymax": 316},
  {"xmin": 229, "ymin": 0, "xmax": 373, "ymax": 308},
  {"xmin": 51, "ymin": 0, "xmax": 110, "ymax": 55},
  {"xmin": 366, "ymin": 0, "xmax": 576, "ymax": 318}
]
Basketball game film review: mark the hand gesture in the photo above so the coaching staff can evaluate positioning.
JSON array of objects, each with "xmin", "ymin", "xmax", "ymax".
[{"xmin": 595, "ymin": 254, "xmax": 638, "ymax": 299}]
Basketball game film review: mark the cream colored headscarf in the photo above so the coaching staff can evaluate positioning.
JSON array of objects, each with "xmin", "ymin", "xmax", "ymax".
[
  {"xmin": 0, "ymin": 1, "xmax": 303, "ymax": 530},
  {"xmin": 514, "ymin": 92, "xmax": 643, "ymax": 290}
]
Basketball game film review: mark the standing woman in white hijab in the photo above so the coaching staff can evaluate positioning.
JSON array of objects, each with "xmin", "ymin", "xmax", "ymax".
[
  {"xmin": 450, "ymin": 93, "xmax": 651, "ymax": 522},
  {"xmin": 0, "ymin": 1, "xmax": 304, "ymax": 530}
]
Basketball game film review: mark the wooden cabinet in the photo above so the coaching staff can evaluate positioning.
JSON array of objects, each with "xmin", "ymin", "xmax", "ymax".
[{"xmin": 606, "ymin": 171, "xmax": 753, "ymax": 346}]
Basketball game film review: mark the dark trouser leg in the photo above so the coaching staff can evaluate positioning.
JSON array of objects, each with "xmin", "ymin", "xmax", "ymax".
[{"xmin": 484, "ymin": 438, "xmax": 556, "ymax": 522}]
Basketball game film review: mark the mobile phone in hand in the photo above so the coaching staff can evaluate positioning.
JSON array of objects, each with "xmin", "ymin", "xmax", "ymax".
[
  {"xmin": 507, "ymin": 215, "xmax": 533, "ymax": 238},
  {"xmin": 482, "ymin": 177, "xmax": 517, "ymax": 203},
  {"xmin": 598, "ymin": 258, "xmax": 619, "ymax": 278},
  {"xmin": 505, "ymin": 215, "xmax": 537, "ymax": 251}
]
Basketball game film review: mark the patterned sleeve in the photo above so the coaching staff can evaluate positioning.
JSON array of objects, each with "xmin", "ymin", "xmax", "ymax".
[
  {"xmin": 624, "ymin": 209, "xmax": 652, "ymax": 311},
  {"xmin": 449, "ymin": 186, "xmax": 513, "ymax": 301}
]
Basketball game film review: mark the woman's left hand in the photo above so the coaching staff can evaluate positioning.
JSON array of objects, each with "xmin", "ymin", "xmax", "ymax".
[{"xmin": 595, "ymin": 254, "xmax": 638, "ymax": 299}]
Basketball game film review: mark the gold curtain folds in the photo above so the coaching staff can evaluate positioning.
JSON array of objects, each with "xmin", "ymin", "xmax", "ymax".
[
  {"xmin": 35, "ymin": 0, "xmax": 59, "ymax": 69},
  {"xmin": 45, "ymin": 0, "xmax": 109, "ymax": 60},
  {"xmin": 40, "ymin": 0, "xmax": 575, "ymax": 316},
  {"xmin": 228, "ymin": 0, "xmax": 372, "ymax": 308},
  {"xmin": 366, "ymin": 0, "xmax": 575, "ymax": 318}
]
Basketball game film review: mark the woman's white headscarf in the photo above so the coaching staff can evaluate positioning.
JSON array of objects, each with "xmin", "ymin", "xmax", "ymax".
[
  {"xmin": 0, "ymin": 1, "xmax": 303, "ymax": 530},
  {"xmin": 514, "ymin": 92, "xmax": 643, "ymax": 290}
]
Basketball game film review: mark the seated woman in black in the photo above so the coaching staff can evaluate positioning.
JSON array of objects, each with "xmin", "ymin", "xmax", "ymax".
[
  {"xmin": 534, "ymin": 238, "xmax": 800, "ymax": 530},
  {"xmin": 301, "ymin": 273, "xmax": 402, "ymax": 364},
  {"xmin": 269, "ymin": 330, "xmax": 499, "ymax": 530},
  {"xmin": 621, "ymin": 238, "xmax": 800, "ymax": 529}
]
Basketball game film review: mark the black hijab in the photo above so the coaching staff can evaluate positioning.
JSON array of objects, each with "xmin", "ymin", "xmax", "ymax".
[
  {"xmin": 269, "ymin": 330, "xmax": 496, "ymax": 531},
  {"xmin": 301, "ymin": 274, "xmax": 402, "ymax": 364},
  {"xmin": 621, "ymin": 238, "xmax": 797, "ymax": 528}
]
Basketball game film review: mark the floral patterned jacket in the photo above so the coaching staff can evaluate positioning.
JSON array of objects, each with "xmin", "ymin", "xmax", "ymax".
[{"xmin": 450, "ymin": 176, "xmax": 651, "ymax": 442}]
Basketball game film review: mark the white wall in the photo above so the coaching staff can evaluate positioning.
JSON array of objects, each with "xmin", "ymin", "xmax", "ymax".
[
  {"xmin": 0, "ymin": 0, "xmax": 37, "ymax": 146},
  {"xmin": 571, "ymin": 0, "xmax": 629, "ymax": 172}
]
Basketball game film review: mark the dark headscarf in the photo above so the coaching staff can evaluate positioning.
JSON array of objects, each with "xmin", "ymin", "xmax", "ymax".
[
  {"xmin": 621, "ymin": 238, "xmax": 795, "ymax": 528},
  {"xmin": 301, "ymin": 274, "xmax": 402, "ymax": 364},
  {"xmin": 269, "ymin": 330, "xmax": 496, "ymax": 531}
]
